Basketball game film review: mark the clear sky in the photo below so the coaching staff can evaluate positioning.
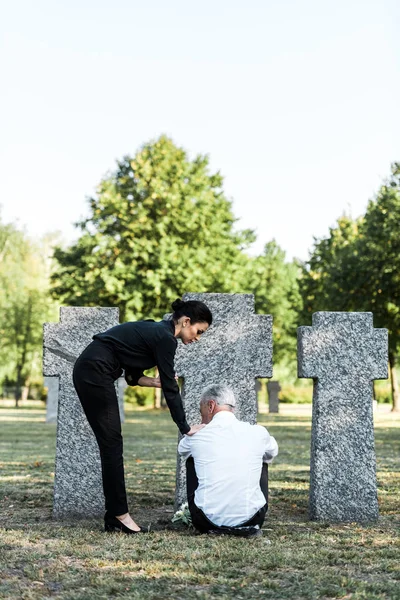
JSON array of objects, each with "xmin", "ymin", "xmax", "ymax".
[{"xmin": 1, "ymin": 0, "xmax": 399, "ymax": 261}]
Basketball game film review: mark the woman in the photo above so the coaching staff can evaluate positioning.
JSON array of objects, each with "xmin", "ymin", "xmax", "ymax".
[{"xmin": 72, "ymin": 298, "xmax": 212, "ymax": 534}]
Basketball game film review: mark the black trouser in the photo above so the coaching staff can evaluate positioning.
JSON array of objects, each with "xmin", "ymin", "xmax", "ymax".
[
  {"xmin": 72, "ymin": 340, "xmax": 127, "ymax": 516},
  {"xmin": 186, "ymin": 457, "xmax": 269, "ymax": 533}
]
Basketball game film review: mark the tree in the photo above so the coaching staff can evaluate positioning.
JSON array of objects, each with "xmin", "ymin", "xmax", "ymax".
[
  {"xmin": 300, "ymin": 164, "xmax": 400, "ymax": 411},
  {"xmin": 299, "ymin": 214, "xmax": 361, "ymax": 322},
  {"xmin": 0, "ymin": 219, "xmax": 57, "ymax": 406},
  {"xmin": 355, "ymin": 163, "xmax": 400, "ymax": 411},
  {"xmin": 246, "ymin": 241, "xmax": 302, "ymax": 370},
  {"xmin": 52, "ymin": 136, "xmax": 254, "ymax": 320}
]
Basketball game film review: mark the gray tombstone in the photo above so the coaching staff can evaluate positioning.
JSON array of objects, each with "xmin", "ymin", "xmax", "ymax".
[
  {"xmin": 298, "ymin": 312, "xmax": 388, "ymax": 523},
  {"xmin": 173, "ymin": 293, "xmax": 273, "ymax": 507},
  {"xmin": 267, "ymin": 381, "xmax": 280, "ymax": 414},
  {"xmin": 44, "ymin": 376, "xmax": 59, "ymax": 423},
  {"xmin": 43, "ymin": 307, "xmax": 119, "ymax": 518}
]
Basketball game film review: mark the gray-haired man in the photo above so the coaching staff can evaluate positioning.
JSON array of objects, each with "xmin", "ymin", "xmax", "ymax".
[{"xmin": 178, "ymin": 384, "xmax": 278, "ymax": 537}]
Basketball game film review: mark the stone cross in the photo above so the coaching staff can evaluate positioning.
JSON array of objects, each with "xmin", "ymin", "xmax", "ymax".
[
  {"xmin": 173, "ymin": 293, "xmax": 273, "ymax": 506},
  {"xmin": 43, "ymin": 307, "xmax": 119, "ymax": 518},
  {"xmin": 44, "ymin": 377, "xmax": 59, "ymax": 423},
  {"xmin": 267, "ymin": 381, "xmax": 281, "ymax": 413},
  {"xmin": 298, "ymin": 312, "xmax": 388, "ymax": 523}
]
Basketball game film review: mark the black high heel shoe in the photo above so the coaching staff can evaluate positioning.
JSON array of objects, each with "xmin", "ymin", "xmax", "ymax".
[{"xmin": 104, "ymin": 512, "xmax": 144, "ymax": 534}]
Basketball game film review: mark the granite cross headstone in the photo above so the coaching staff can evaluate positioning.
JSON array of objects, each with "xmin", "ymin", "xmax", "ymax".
[
  {"xmin": 298, "ymin": 312, "xmax": 388, "ymax": 522},
  {"xmin": 267, "ymin": 381, "xmax": 280, "ymax": 414},
  {"xmin": 173, "ymin": 293, "xmax": 273, "ymax": 506},
  {"xmin": 43, "ymin": 307, "xmax": 119, "ymax": 518},
  {"xmin": 44, "ymin": 377, "xmax": 59, "ymax": 423}
]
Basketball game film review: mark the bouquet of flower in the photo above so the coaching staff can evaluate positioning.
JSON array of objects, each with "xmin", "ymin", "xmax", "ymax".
[{"xmin": 171, "ymin": 502, "xmax": 192, "ymax": 527}]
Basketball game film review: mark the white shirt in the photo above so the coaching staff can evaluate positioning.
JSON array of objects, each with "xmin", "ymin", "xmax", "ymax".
[{"xmin": 178, "ymin": 411, "xmax": 278, "ymax": 527}]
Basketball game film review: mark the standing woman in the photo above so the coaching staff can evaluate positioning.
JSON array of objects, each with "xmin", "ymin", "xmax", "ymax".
[{"xmin": 73, "ymin": 298, "xmax": 212, "ymax": 534}]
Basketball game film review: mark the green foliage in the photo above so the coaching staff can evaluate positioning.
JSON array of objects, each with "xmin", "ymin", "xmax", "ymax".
[
  {"xmin": 299, "ymin": 163, "xmax": 400, "ymax": 409},
  {"xmin": 355, "ymin": 163, "xmax": 400, "ymax": 358},
  {"xmin": 374, "ymin": 381, "xmax": 392, "ymax": 404},
  {"xmin": 124, "ymin": 384, "xmax": 154, "ymax": 407},
  {"xmin": 247, "ymin": 241, "xmax": 303, "ymax": 367},
  {"xmin": 0, "ymin": 218, "xmax": 57, "ymax": 402},
  {"xmin": 299, "ymin": 214, "xmax": 361, "ymax": 322},
  {"xmin": 301, "ymin": 163, "xmax": 400, "ymax": 343},
  {"xmin": 51, "ymin": 136, "xmax": 255, "ymax": 321},
  {"xmin": 279, "ymin": 384, "xmax": 313, "ymax": 404}
]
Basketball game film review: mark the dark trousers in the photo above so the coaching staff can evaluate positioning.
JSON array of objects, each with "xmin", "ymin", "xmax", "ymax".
[
  {"xmin": 186, "ymin": 457, "xmax": 269, "ymax": 533},
  {"xmin": 72, "ymin": 340, "xmax": 127, "ymax": 516}
]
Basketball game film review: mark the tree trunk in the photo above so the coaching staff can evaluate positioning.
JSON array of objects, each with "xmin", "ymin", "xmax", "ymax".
[
  {"xmin": 14, "ymin": 296, "xmax": 33, "ymax": 408},
  {"xmin": 389, "ymin": 353, "xmax": 400, "ymax": 413},
  {"xmin": 14, "ymin": 366, "xmax": 23, "ymax": 408}
]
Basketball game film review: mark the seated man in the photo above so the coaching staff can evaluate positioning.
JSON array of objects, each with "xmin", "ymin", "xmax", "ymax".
[{"xmin": 178, "ymin": 383, "xmax": 278, "ymax": 537}]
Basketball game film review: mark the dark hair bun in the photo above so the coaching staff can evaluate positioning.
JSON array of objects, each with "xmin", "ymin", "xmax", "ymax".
[
  {"xmin": 171, "ymin": 298, "xmax": 213, "ymax": 326},
  {"xmin": 171, "ymin": 298, "xmax": 185, "ymax": 311}
]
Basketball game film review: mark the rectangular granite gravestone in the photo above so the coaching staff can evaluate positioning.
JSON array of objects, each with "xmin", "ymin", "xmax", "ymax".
[
  {"xmin": 43, "ymin": 307, "xmax": 119, "ymax": 518},
  {"xmin": 44, "ymin": 377, "xmax": 59, "ymax": 423},
  {"xmin": 172, "ymin": 293, "xmax": 273, "ymax": 507},
  {"xmin": 298, "ymin": 312, "xmax": 388, "ymax": 523},
  {"xmin": 267, "ymin": 381, "xmax": 280, "ymax": 413}
]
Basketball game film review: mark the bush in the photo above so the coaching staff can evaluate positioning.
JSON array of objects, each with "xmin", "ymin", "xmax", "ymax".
[
  {"xmin": 124, "ymin": 385, "xmax": 154, "ymax": 407},
  {"xmin": 374, "ymin": 383, "xmax": 391, "ymax": 404},
  {"xmin": 279, "ymin": 384, "xmax": 312, "ymax": 404},
  {"xmin": 279, "ymin": 382, "xmax": 392, "ymax": 404},
  {"xmin": 28, "ymin": 384, "xmax": 47, "ymax": 401}
]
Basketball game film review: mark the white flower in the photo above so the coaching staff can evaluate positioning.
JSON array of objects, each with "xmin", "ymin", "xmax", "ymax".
[{"xmin": 172, "ymin": 502, "xmax": 192, "ymax": 526}]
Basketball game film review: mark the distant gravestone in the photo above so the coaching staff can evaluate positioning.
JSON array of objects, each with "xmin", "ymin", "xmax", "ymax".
[
  {"xmin": 173, "ymin": 293, "xmax": 273, "ymax": 506},
  {"xmin": 44, "ymin": 377, "xmax": 59, "ymax": 423},
  {"xmin": 43, "ymin": 307, "xmax": 119, "ymax": 518},
  {"xmin": 267, "ymin": 381, "xmax": 280, "ymax": 414},
  {"xmin": 298, "ymin": 312, "xmax": 388, "ymax": 523}
]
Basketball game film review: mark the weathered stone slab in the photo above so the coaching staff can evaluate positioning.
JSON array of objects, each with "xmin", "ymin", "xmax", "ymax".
[
  {"xmin": 298, "ymin": 312, "xmax": 388, "ymax": 523},
  {"xmin": 172, "ymin": 293, "xmax": 273, "ymax": 506},
  {"xmin": 43, "ymin": 307, "xmax": 119, "ymax": 518},
  {"xmin": 44, "ymin": 377, "xmax": 59, "ymax": 423},
  {"xmin": 267, "ymin": 381, "xmax": 280, "ymax": 413}
]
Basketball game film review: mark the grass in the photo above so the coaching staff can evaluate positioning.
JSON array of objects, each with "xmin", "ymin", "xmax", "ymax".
[{"xmin": 0, "ymin": 402, "xmax": 399, "ymax": 600}]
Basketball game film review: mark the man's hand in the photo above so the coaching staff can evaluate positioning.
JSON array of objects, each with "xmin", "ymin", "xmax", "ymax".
[
  {"xmin": 138, "ymin": 375, "xmax": 162, "ymax": 388},
  {"xmin": 186, "ymin": 424, "xmax": 205, "ymax": 436}
]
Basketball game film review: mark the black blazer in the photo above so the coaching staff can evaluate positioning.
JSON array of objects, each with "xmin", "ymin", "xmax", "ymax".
[{"xmin": 93, "ymin": 319, "xmax": 189, "ymax": 434}]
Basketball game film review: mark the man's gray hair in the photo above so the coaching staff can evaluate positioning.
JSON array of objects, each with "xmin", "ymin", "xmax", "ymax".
[{"xmin": 200, "ymin": 384, "xmax": 236, "ymax": 408}]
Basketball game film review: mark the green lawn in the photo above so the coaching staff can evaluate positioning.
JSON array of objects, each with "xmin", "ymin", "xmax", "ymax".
[{"xmin": 0, "ymin": 403, "xmax": 399, "ymax": 600}]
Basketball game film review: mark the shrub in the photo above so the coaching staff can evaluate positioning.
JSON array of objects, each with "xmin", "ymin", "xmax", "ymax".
[
  {"xmin": 374, "ymin": 383, "xmax": 391, "ymax": 404},
  {"xmin": 279, "ymin": 384, "xmax": 312, "ymax": 404},
  {"xmin": 124, "ymin": 385, "xmax": 154, "ymax": 407}
]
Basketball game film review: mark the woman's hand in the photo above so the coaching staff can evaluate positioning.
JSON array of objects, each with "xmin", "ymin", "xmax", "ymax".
[
  {"xmin": 186, "ymin": 424, "xmax": 206, "ymax": 436},
  {"xmin": 138, "ymin": 375, "xmax": 162, "ymax": 388}
]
